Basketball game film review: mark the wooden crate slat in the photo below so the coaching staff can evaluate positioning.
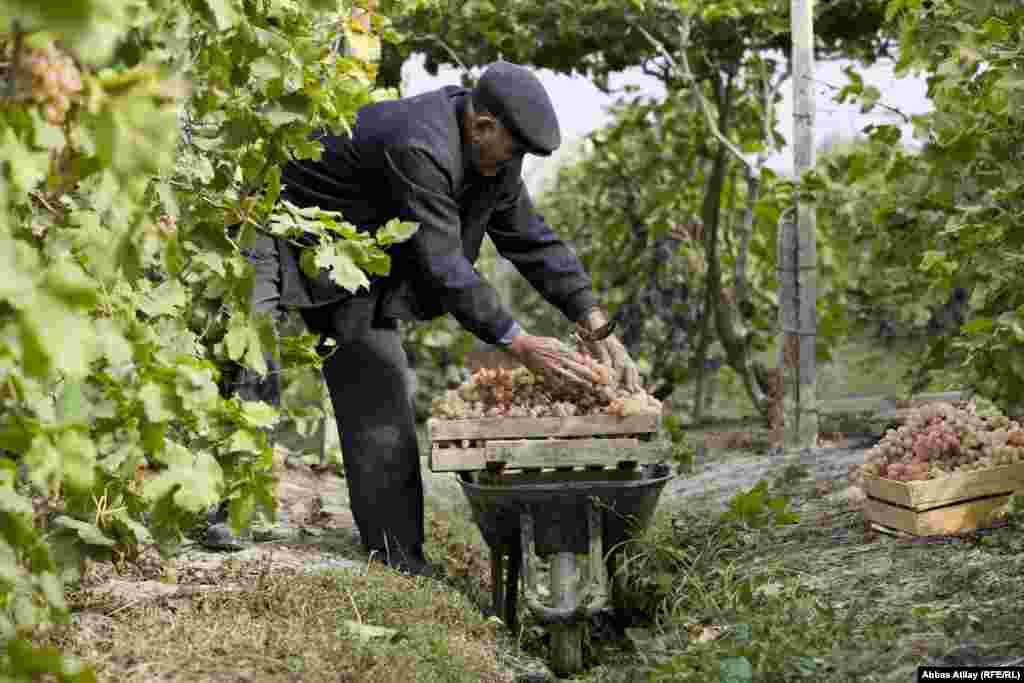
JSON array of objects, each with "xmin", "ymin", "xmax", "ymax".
[
  {"xmin": 427, "ymin": 413, "xmax": 659, "ymax": 442},
  {"xmin": 429, "ymin": 438, "xmax": 667, "ymax": 472},
  {"xmin": 864, "ymin": 494, "xmax": 1012, "ymax": 537},
  {"xmin": 861, "ymin": 463, "xmax": 1024, "ymax": 510}
]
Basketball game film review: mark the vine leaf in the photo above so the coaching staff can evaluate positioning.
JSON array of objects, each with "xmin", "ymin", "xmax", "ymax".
[
  {"xmin": 51, "ymin": 517, "xmax": 116, "ymax": 548},
  {"xmin": 143, "ymin": 451, "xmax": 223, "ymax": 513},
  {"xmin": 376, "ymin": 218, "xmax": 420, "ymax": 246}
]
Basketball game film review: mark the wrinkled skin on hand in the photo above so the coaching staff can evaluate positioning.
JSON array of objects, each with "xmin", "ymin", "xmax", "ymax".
[
  {"xmin": 580, "ymin": 333, "xmax": 642, "ymax": 393},
  {"xmin": 576, "ymin": 306, "xmax": 643, "ymax": 393},
  {"xmin": 506, "ymin": 334, "xmax": 603, "ymax": 391}
]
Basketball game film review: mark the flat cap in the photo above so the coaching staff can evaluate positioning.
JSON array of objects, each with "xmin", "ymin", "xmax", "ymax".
[{"xmin": 474, "ymin": 61, "xmax": 561, "ymax": 157}]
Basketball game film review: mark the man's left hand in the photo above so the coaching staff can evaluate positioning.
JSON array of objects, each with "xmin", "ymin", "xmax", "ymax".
[
  {"xmin": 577, "ymin": 307, "xmax": 642, "ymax": 393},
  {"xmin": 585, "ymin": 333, "xmax": 642, "ymax": 393}
]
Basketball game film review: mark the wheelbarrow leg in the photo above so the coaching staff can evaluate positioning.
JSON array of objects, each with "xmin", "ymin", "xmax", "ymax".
[
  {"xmin": 550, "ymin": 552, "xmax": 583, "ymax": 676},
  {"xmin": 505, "ymin": 536, "xmax": 520, "ymax": 633},
  {"xmin": 490, "ymin": 546, "xmax": 505, "ymax": 621}
]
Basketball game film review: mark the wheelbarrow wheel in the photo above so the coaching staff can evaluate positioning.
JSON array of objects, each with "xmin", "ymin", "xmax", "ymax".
[{"xmin": 549, "ymin": 552, "xmax": 584, "ymax": 677}]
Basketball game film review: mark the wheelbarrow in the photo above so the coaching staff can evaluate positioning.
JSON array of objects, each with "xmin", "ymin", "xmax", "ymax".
[{"xmin": 427, "ymin": 415, "xmax": 673, "ymax": 677}]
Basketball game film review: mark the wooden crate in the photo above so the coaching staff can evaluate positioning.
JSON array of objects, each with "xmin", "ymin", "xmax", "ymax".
[
  {"xmin": 427, "ymin": 413, "xmax": 664, "ymax": 472},
  {"xmin": 862, "ymin": 463, "xmax": 1024, "ymax": 536}
]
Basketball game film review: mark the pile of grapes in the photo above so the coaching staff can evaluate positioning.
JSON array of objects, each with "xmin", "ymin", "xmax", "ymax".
[
  {"xmin": 856, "ymin": 402, "xmax": 1024, "ymax": 482},
  {"xmin": 430, "ymin": 357, "xmax": 662, "ymax": 420}
]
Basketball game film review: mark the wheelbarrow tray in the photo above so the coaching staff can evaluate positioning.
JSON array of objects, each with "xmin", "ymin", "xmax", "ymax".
[{"xmin": 459, "ymin": 464, "xmax": 673, "ymax": 556}]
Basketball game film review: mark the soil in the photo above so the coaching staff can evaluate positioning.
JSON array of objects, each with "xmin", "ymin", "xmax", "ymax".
[{"xmin": 664, "ymin": 435, "xmax": 875, "ymax": 511}]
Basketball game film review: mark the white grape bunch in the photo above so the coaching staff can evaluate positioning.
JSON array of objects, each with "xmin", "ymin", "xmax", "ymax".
[
  {"xmin": 854, "ymin": 401, "xmax": 1024, "ymax": 482},
  {"xmin": 22, "ymin": 43, "xmax": 83, "ymax": 125},
  {"xmin": 430, "ymin": 345, "xmax": 662, "ymax": 420}
]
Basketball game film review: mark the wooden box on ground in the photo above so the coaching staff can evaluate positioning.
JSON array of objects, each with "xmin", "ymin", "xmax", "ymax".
[
  {"xmin": 862, "ymin": 463, "xmax": 1024, "ymax": 536},
  {"xmin": 427, "ymin": 413, "xmax": 664, "ymax": 473}
]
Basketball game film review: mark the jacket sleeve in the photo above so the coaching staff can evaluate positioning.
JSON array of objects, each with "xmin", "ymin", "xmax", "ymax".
[
  {"xmin": 383, "ymin": 146, "xmax": 520, "ymax": 345},
  {"xmin": 486, "ymin": 178, "xmax": 598, "ymax": 324}
]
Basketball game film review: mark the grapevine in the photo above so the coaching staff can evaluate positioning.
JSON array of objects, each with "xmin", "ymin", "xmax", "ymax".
[
  {"xmin": 431, "ymin": 344, "xmax": 662, "ymax": 419},
  {"xmin": 854, "ymin": 402, "xmax": 1024, "ymax": 484},
  {"xmin": 0, "ymin": 1, "xmax": 401, "ymax": 675}
]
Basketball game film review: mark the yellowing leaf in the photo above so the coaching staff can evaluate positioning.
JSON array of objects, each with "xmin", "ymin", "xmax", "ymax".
[
  {"xmin": 241, "ymin": 401, "xmax": 279, "ymax": 429},
  {"xmin": 223, "ymin": 323, "xmax": 249, "ymax": 362},
  {"xmin": 139, "ymin": 383, "xmax": 175, "ymax": 423},
  {"xmin": 348, "ymin": 33, "xmax": 382, "ymax": 62},
  {"xmin": 343, "ymin": 620, "xmax": 401, "ymax": 643},
  {"xmin": 227, "ymin": 428, "xmax": 262, "ymax": 453},
  {"xmin": 376, "ymin": 218, "xmax": 419, "ymax": 247},
  {"xmin": 206, "ymin": 0, "xmax": 240, "ymax": 31}
]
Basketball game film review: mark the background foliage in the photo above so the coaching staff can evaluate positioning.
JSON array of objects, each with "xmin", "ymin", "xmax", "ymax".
[{"xmin": 815, "ymin": 0, "xmax": 1024, "ymax": 416}]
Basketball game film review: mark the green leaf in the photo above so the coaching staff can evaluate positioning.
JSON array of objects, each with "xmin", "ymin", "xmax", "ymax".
[
  {"xmin": 719, "ymin": 656, "xmax": 753, "ymax": 682},
  {"xmin": 54, "ymin": 430, "xmax": 96, "ymax": 492},
  {"xmin": 139, "ymin": 383, "xmax": 175, "ymax": 423},
  {"xmin": 112, "ymin": 510, "xmax": 154, "ymax": 545},
  {"xmin": 143, "ymin": 451, "xmax": 223, "ymax": 513},
  {"xmin": 24, "ymin": 436, "xmax": 62, "ymax": 493},
  {"xmin": 206, "ymin": 0, "xmax": 240, "ymax": 30},
  {"xmin": 306, "ymin": 242, "xmax": 372, "ymax": 293},
  {"xmin": 860, "ymin": 85, "xmax": 881, "ymax": 113},
  {"xmin": 243, "ymin": 326, "xmax": 269, "ymax": 376},
  {"xmin": 138, "ymin": 280, "xmax": 188, "ymax": 318},
  {"xmin": 53, "ymin": 517, "xmax": 116, "ymax": 548},
  {"xmin": 228, "ymin": 491, "xmax": 257, "ymax": 533},
  {"xmin": 241, "ymin": 401, "xmax": 279, "ymax": 429},
  {"xmin": 962, "ymin": 317, "xmax": 995, "ymax": 335},
  {"xmin": 43, "ymin": 260, "xmax": 100, "ymax": 309},
  {"xmin": 227, "ymin": 428, "xmax": 262, "ymax": 453},
  {"xmin": 56, "ymin": 380, "xmax": 86, "ymax": 425},
  {"xmin": 263, "ymin": 108, "xmax": 304, "ymax": 127},
  {"xmin": 154, "ymin": 441, "xmax": 194, "ymax": 469},
  {"xmin": 224, "ymin": 322, "xmax": 249, "ymax": 362}
]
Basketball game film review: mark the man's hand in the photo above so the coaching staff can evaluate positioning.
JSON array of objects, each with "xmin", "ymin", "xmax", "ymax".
[
  {"xmin": 581, "ymin": 334, "xmax": 642, "ymax": 393},
  {"xmin": 576, "ymin": 306, "xmax": 642, "ymax": 393},
  {"xmin": 506, "ymin": 334, "xmax": 603, "ymax": 389}
]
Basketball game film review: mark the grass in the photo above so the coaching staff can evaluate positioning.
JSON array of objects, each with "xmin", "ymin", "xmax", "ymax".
[
  {"xmin": 46, "ymin": 546, "xmax": 514, "ymax": 682},
  {"xmin": 576, "ymin": 470, "xmax": 1024, "ymax": 682},
  {"xmin": 37, "ymin": 456, "xmax": 549, "ymax": 683}
]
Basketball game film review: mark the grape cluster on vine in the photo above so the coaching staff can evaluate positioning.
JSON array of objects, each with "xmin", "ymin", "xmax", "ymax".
[
  {"xmin": 854, "ymin": 402, "xmax": 1024, "ymax": 483},
  {"xmin": 23, "ymin": 43, "xmax": 83, "ymax": 126},
  {"xmin": 430, "ymin": 349, "xmax": 662, "ymax": 420}
]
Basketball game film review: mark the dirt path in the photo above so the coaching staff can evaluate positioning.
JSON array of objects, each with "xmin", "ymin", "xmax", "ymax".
[{"xmin": 663, "ymin": 438, "xmax": 874, "ymax": 511}]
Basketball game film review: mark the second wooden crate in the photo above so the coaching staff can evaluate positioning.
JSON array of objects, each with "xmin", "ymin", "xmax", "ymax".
[{"xmin": 862, "ymin": 463, "xmax": 1024, "ymax": 536}]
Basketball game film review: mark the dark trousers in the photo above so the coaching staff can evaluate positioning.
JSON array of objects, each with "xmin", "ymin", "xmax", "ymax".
[{"xmin": 242, "ymin": 234, "xmax": 425, "ymax": 558}]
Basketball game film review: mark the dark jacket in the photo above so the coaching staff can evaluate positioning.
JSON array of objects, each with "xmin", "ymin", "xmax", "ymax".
[{"xmin": 275, "ymin": 85, "xmax": 597, "ymax": 345}]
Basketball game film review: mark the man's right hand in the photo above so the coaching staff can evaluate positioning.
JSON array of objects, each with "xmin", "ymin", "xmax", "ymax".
[{"xmin": 505, "ymin": 334, "xmax": 603, "ymax": 389}]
